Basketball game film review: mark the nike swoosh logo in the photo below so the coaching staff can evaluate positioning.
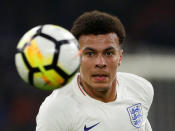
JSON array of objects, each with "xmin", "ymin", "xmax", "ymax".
[{"xmin": 84, "ymin": 122, "xmax": 100, "ymax": 131}]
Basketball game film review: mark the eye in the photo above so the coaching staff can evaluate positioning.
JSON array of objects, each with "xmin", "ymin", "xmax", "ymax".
[
  {"xmin": 105, "ymin": 52, "xmax": 113, "ymax": 56},
  {"xmin": 85, "ymin": 52, "xmax": 94, "ymax": 56}
]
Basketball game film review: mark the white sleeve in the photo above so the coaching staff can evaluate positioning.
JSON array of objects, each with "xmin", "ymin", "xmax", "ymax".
[
  {"xmin": 145, "ymin": 119, "xmax": 152, "ymax": 131},
  {"xmin": 145, "ymin": 81, "xmax": 154, "ymax": 110},
  {"xmin": 118, "ymin": 72, "xmax": 154, "ymax": 109},
  {"xmin": 35, "ymin": 96, "xmax": 71, "ymax": 131}
]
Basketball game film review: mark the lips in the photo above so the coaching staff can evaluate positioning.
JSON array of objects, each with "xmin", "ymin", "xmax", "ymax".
[
  {"xmin": 92, "ymin": 74, "xmax": 108, "ymax": 77},
  {"xmin": 91, "ymin": 74, "xmax": 108, "ymax": 81}
]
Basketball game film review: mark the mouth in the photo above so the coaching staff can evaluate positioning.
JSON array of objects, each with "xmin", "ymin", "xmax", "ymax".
[
  {"xmin": 92, "ymin": 74, "xmax": 108, "ymax": 77},
  {"xmin": 91, "ymin": 74, "xmax": 108, "ymax": 81}
]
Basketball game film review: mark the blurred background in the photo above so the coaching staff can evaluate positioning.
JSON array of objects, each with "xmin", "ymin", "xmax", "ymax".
[{"xmin": 0, "ymin": 0, "xmax": 174, "ymax": 130}]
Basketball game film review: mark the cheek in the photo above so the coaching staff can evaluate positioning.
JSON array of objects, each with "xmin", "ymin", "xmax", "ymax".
[
  {"xmin": 109, "ymin": 56, "xmax": 120, "ymax": 65},
  {"xmin": 107, "ymin": 57, "xmax": 120, "ymax": 73},
  {"xmin": 80, "ymin": 57, "xmax": 92, "ymax": 72},
  {"xmin": 81, "ymin": 57, "xmax": 88, "ymax": 66}
]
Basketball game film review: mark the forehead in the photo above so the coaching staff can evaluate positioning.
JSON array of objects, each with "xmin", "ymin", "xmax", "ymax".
[{"xmin": 78, "ymin": 33, "xmax": 120, "ymax": 50}]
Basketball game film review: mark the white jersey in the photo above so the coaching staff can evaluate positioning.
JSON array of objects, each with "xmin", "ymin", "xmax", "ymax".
[{"xmin": 36, "ymin": 72, "xmax": 154, "ymax": 131}]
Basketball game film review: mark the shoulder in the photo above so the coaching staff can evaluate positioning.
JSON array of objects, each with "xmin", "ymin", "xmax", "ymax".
[
  {"xmin": 39, "ymin": 73, "xmax": 81, "ymax": 112},
  {"xmin": 36, "ymin": 80, "xmax": 80, "ymax": 130},
  {"xmin": 38, "ymin": 81, "xmax": 79, "ymax": 114},
  {"xmin": 118, "ymin": 72, "xmax": 153, "ymax": 89},
  {"xmin": 117, "ymin": 72, "xmax": 154, "ymax": 108}
]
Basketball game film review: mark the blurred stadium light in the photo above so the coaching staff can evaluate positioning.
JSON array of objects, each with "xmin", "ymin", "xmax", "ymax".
[{"xmin": 119, "ymin": 53, "xmax": 175, "ymax": 80}]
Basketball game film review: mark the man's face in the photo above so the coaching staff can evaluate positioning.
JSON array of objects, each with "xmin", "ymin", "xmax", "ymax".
[{"xmin": 79, "ymin": 33, "xmax": 123, "ymax": 91}]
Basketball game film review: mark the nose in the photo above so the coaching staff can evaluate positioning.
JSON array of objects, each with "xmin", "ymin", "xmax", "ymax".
[{"xmin": 95, "ymin": 55, "xmax": 106, "ymax": 68}]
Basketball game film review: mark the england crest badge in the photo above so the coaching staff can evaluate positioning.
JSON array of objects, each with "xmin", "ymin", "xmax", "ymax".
[{"xmin": 127, "ymin": 103, "xmax": 143, "ymax": 128}]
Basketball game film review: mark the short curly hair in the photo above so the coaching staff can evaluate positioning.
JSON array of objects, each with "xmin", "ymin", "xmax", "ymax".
[{"xmin": 71, "ymin": 10, "xmax": 126, "ymax": 44}]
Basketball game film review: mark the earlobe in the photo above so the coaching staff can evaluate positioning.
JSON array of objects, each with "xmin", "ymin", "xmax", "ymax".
[
  {"xmin": 119, "ymin": 56, "xmax": 122, "ymax": 64},
  {"xmin": 118, "ymin": 60, "xmax": 122, "ymax": 66},
  {"xmin": 118, "ymin": 49, "xmax": 123, "ymax": 66},
  {"xmin": 116, "ymin": 56, "xmax": 121, "ymax": 66}
]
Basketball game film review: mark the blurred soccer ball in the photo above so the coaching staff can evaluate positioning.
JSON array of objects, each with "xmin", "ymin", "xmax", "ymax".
[{"xmin": 15, "ymin": 24, "xmax": 80, "ymax": 90}]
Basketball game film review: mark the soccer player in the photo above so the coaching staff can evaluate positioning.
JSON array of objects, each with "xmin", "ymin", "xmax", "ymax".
[{"xmin": 36, "ymin": 10, "xmax": 154, "ymax": 131}]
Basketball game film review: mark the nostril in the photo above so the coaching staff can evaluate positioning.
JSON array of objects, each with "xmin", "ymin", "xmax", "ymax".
[
  {"xmin": 96, "ymin": 64, "xmax": 106, "ymax": 68},
  {"xmin": 95, "ymin": 56, "xmax": 106, "ymax": 68}
]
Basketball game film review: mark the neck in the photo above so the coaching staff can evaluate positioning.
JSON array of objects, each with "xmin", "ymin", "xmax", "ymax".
[{"xmin": 79, "ymin": 76, "xmax": 117, "ymax": 103}]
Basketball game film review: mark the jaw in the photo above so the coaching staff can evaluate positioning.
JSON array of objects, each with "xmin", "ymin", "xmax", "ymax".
[
  {"xmin": 87, "ymin": 76, "xmax": 114, "ymax": 92},
  {"xmin": 90, "ymin": 83, "xmax": 110, "ymax": 91},
  {"xmin": 79, "ymin": 71, "xmax": 118, "ymax": 102},
  {"xmin": 80, "ymin": 76, "xmax": 117, "ymax": 102}
]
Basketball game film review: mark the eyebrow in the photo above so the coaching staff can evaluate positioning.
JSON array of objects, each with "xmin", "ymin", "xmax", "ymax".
[
  {"xmin": 82, "ymin": 46, "xmax": 118, "ymax": 52},
  {"xmin": 82, "ymin": 47, "xmax": 96, "ymax": 52},
  {"xmin": 104, "ymin": 47, "xmax": 116, "ymax": 52}
]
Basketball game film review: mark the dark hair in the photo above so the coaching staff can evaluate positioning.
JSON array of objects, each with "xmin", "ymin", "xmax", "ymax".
[{"xmin": 71, "ymin": 10, "xmax": 126, "ymax": 44}]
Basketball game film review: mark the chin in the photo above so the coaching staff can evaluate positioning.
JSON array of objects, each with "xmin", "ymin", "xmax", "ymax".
[{"xmin": 92, "ymin": 83, "xmax": 110, "ymax": 91}]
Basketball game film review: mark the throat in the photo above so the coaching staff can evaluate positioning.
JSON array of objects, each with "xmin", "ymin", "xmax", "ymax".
[
  {"xmin": 79, "ymin": 78, "xmax": 117, "ymax": 103},
  {"xmin": 91, "ymin": 88, "xmax": 117, "ymax": 103}
]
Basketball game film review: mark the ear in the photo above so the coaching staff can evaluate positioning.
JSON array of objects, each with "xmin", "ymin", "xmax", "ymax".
[{"xmin": 118, "ymin": 49, "xmax": 123, "ymax": 66}]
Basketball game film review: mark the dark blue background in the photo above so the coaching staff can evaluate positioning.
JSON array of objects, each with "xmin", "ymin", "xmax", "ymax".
[{"xmin": 0, "ymin": 0, "xmax": 174, "ymax": 130}]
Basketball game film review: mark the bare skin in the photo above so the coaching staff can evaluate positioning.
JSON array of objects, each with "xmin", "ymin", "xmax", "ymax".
[{"xmin": 79, "ymin": 33, "xmax": 123, "ymax": 102}]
